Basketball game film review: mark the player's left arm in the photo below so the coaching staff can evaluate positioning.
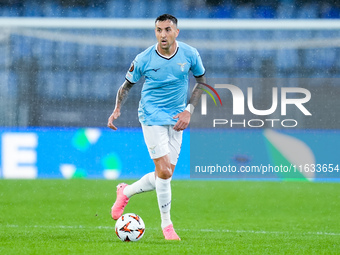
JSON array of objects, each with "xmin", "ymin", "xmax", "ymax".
[{"xmin": 173, "ymin": 75, "xmax": 206, "ymax": 131}]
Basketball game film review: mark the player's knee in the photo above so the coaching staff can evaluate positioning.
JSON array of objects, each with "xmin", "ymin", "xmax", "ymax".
[
  {"xmin": 156, "ymin": 162, "xmax": 172, "ymax": 179},
  {"xmin": 158, "ymin": 166, "xmax": 172, "ymax": 179},
  {"xmin": 153, "ymin": 155, "xmax": 173, "ymax": 179}
]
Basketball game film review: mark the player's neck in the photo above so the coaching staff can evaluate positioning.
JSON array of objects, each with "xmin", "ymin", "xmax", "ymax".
[{"xmin": 157, "ymin": 41, "xmax": 178, "ymax": 58}]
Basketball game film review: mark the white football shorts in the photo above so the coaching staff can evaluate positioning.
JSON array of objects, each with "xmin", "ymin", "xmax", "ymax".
[{"xmin": 141, "ymin": 124, "xmax": 183, "ymax": 165}]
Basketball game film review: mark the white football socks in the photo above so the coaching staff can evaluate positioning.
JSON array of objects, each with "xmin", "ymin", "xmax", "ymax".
[
  {"xmin": 155, "ymin": 177, "xmax": 172, "ymax": 229},
  {"xmin": 123, "ymin": 172, "xmax": 156, "ymax": 198},
  {"xmin": 122, "ymin": 173, "xmax": 173, "ymax": 229}
]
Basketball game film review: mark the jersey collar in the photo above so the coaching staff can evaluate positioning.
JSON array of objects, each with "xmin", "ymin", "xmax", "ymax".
[{"xmin": 155, "ymin": 41, "xmax": 178, "ymax": 60}]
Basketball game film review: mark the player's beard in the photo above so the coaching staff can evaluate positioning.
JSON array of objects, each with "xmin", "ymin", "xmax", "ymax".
[
  {"xmin": 160, "ymin": 40, "xmax": 169, "ymax": 49},
  {"xmin": 159, "ymin": 39, "xmax": 175, "ymax": 52}
]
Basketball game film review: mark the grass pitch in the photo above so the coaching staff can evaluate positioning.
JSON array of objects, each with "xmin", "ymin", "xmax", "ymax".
[{"xmin": 1, "ymin": 180, "xmax": 339, "ymax": 254}]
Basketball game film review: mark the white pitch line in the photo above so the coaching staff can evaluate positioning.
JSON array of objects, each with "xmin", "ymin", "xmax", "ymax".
[{"xmin": 3, "ymin": 224, "xmax": 340, "ymax": 236}]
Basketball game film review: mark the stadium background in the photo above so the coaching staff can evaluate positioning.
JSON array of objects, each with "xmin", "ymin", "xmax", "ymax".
[{"xmin": 0, "ymin": 0, "xmax": 339, "ymax": 180}]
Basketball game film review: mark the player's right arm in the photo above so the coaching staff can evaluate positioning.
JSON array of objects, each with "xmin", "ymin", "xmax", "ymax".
[{"xmin": 107, "ymin": 79, "xmax": 134, "ymax": 130}]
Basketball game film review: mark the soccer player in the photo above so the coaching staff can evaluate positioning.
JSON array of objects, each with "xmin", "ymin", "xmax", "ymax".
[{"xmin": 107, "ymin": 14, "xmax": 206, "ymax": 240}]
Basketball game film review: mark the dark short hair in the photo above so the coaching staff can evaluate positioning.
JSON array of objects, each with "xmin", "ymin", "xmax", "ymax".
[{"xmin": 155, "ymin": 14, "xmax": 178, "ymax": 26}]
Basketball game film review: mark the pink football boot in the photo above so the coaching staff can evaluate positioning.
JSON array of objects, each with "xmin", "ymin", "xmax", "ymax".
[
  {"xmin": 162, "ymin": 224, "xmax": 181, "ymax": 240},
  {"xmin": 111, "ymin": 183, "xmax": 129, "ymax": 220}
]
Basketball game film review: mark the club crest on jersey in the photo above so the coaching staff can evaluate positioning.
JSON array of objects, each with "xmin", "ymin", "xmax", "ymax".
[{"xmin": 177, "ymin": 62, "xmax": 187, "ymax": 72}]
